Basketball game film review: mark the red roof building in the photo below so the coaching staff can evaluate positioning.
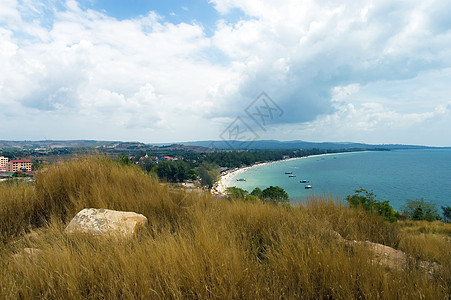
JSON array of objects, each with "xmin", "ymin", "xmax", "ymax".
[{"xmin": 6, "ymin": 159, "xmax": 32, "ymax": 172}]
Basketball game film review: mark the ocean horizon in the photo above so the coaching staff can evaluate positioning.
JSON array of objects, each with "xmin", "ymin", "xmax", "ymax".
[{"xmin": 228, "ymin": 149, "xmax": 451, "ymax": 211}]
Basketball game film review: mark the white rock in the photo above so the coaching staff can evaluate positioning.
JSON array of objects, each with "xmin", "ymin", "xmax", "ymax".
[{"xmin": 66, "ymin": 208, "xmax": 147, "ymax": 238}]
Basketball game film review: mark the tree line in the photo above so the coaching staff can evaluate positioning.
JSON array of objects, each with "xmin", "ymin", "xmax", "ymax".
[
  {"xmin": 131, "ymin": 148, "xmax": 348, "ymax": 186},
  {"xmin": 346, "ymin": 189, "xmax": 450, "ymax": 222}
]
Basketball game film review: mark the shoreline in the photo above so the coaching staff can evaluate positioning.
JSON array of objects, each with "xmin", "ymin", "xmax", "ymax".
[{"xmin": 211, "ymin": 151, "xmax": 358, "ymax": 195}]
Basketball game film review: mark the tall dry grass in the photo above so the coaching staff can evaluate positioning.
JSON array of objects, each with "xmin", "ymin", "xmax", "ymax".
[
  {"xmin": 0, "ymin": 156, "xmax": 449, "ymax": 299},
  {"xmin": 0, "ymin": 181, "xmax": 37, "ymax": 243}
]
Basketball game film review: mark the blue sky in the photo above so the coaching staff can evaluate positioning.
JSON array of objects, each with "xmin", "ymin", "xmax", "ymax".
[
  {"xmin": 79, "ymin": 0, "xmax": 223, "ymax": 29},
  {"xmin": 1, "ymin": 0, "xmax": 451, "ymax": 146}
]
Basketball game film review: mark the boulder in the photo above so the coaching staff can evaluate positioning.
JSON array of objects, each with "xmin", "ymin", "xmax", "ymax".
[
  {"xmin": 363, "ymin": 240, "xmax": 409, "ymax": 271},
  {"xmin": 331, "ymin": 230, "xmax": 442, "ymax": 277},
  {"xmin": 65, "ymin": 208, "xmax": 147, "ymax": 238}
]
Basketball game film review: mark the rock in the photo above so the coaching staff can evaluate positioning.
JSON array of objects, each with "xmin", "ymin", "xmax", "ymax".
[
  {"xmin": 65, "ymin": 208, "xmax": 147, "ymax": 238},
  {"xmin": 330, "ymin": 230, "xmax": 442, "ymax": 277},
  {"xmin": 363, "ymin": 241, "xmax": 409, "ymax": 271}
]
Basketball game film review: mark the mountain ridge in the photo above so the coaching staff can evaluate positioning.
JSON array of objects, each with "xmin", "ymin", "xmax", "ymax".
[{"xmin": 1, "ymin": 139, "xmax": 449, "ymax": 151}]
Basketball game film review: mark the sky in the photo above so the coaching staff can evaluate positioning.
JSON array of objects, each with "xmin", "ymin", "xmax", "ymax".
[{"xmin": 1, "ymin": 0, "xmax": 451, "ymax": 146}]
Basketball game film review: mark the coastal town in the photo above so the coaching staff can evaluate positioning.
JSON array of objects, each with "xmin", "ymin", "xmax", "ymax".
[{"xmin": 0, "ymin": 156, "xmax": 33, "ymax": 177}]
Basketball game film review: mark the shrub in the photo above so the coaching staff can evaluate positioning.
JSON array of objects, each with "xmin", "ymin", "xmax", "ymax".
[
  {"xmin": 442, "ymin": 206, "xmax": 451, "ymax": 223},
  {"xmin": 346, "ymin": 189, "xmax": 398, "ymax": 222},
  {"xmin": 250, "ymin": 187, "xmax": 263, "ymax": 198},
  {"xmin": 225, "ymin": 187, "xmax": 248, "ymax": 200},
  {"xmin": 244, "ymin": 194, "xmax": 259, "ymax": 203},
  {"xmin": 261, "ymin": 186, "xmax": 289, "ymax": 205},
  {"xmin": 401, "ymin": 199, "xmax": 441, "ymax": 221},
  {"xmin": 198, "ymin": 162, "xmax": 219, "ymax": 188}
]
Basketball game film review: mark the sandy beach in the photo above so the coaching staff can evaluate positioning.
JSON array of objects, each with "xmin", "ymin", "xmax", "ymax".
[
  {"xmin": 211, "ymin": 152, "xmax": 356, "ymax": 195},
  {"xmin": 211, "ymin": 157, "xmax": 300, "ymax": 195}
]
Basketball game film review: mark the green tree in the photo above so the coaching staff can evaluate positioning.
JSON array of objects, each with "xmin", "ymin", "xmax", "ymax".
[
  {"xmin": 226, "ymin": 187, "xmax": 248, "ymax": 199},
  {"xmin": 442, "ymin": 206, "xmax": 451, "ymax": 223},
  {"xmin": 261, "ymin": 186, "xmax": 289, "ymax": 205},
  {"xmin": 187, "ymin": 169, "xmax": 198, "ymax": 181},
  {"xmin": 140, "ymin": 160, "xmax": 156, "ymax": 173},
  {"xmin": 250, "ymin": 187, "xmax": 263, "ymax": 199},
  {"xmin": 346, "ymin": 189, "xmax": 398, "ymax": 222},
  {"xmin": 346, "ymin": 189, "xmax": 376, "ymax": 210},
  {"xmin": 244, "ymin": 194, "xmax": 260, "ymax": 203},
  {"xmin": 198, "ymin": 162, "xmax": 219, "ymax": 188},
  {"xmin": 401, "ymin": 199, "xmax": 441, "ymax": 222},
  {"xmin": 32, "ymin": 160, "xmax": 44, "ymax": 171},
  {"xmin": 156, "ymin": 160, "xmax": 190, "ymax": 182},
  {"xmin": 117, "ymin": 153, "xmax": 132, "ymax": 166}
]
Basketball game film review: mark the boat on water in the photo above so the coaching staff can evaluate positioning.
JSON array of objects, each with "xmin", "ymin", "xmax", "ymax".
[
  {"xmin": 305, "ymin": 185, "xmax": 313, "ymax": 189},
  {"xmin": 236, "ymin": 178, "xmax": 246, "ymax": 181},
  {"xmin": 288, "ymin": 175, "xmax": 296, "ymax": 177},
  {"xmin": 300, "ymin": 180, "xmax": 309, "ymax": 183},
  {"xmin": 284, "ymin": 171, "xmax": 293, "ymax": 174}
]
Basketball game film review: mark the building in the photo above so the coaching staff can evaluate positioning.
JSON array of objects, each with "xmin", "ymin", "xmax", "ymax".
[
  {"xmin": 0, "ymin": 156, "xmax": 8, "ymax": 169},
  {"xmin": 6, "ymin": 159, "xmax": 32, "ymax": 172},
  {"xmin": 161, "ymin": 156, "xmax": 174, "ymax": 161}
]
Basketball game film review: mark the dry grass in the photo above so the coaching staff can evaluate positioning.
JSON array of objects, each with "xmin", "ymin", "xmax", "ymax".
[{"xmin": 0, "ymin": 156, "xmax": 449, "ymax": 299}]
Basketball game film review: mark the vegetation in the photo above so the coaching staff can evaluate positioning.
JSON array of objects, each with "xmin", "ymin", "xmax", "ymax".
[
  {"xmin": 0, "ymin": 157, "xmax": 449, "ymax": 298},
  {"xmin": 203, "ymin": 148, "xmax": 336, "ymax": 168},
  {"xmin": 401, "ymin": 199, "xmax": 442, "ymax": 222},
  {"xmin": 225, "ymin": 187, "xmax": 249, "ymax": 200},
  {"xmin": 346, "ymin": 189, "xmax": 399, "ymax": 222},
  {"xmin": 441, "ymin": 205, "xmax": 451, "ymax": 223},
  {"xmin": 156, "ymin": 160, "xmax": 194, "ymax": 182},
  {"xmin": 250, "ymin": 187, "xmax": 263, "ymax": 198},
  {"xmin": 116, "ymin": 152, "xmax": 133, "ymax": 166},
  {"xmin": 226, "ymin": 186, "xmax": 289, "ymax": 205},
  {"xmin": 261, "ymin": 186, "xmax": 289, "ymax": 205},
  {"xmin": 197, "ymin": 162, "xmax": 219, "ymax": 188}
]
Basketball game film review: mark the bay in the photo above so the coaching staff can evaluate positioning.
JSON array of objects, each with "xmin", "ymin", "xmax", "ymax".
[{"xmin": 229, "ymin": 149, "xmax": 451, "ymax": 210}]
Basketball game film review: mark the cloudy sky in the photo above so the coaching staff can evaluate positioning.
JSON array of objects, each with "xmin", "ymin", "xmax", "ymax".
[{"xmin": 1, "ymin": 0, "xmax": 450, "ymax": 146}]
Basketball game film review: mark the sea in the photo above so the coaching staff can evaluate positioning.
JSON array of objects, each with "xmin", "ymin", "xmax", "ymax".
[{"xmin": 229, "ymin": 149, "xmax": 451, "ymax": 210}]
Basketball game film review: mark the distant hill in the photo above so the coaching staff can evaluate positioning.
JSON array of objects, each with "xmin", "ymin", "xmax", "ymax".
[
  {"xmin": 1, "ymin": 139, "xmax": 449, "ymax": 152},
  {"xmin": 179, "ymin": 140, "xmax": 449, "ymax": 150},
  {"xmin": 0, "ymin": 140, "xmax": 209, "ymax": 153},
  {"xmin": 0, "ymin": 140, "xmax": 120, "ymax": 149}
]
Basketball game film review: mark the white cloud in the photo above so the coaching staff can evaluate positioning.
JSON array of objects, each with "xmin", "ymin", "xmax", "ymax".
[
  {"xmin": 0, "ymin": 0, "xmax": 450, "ymax": 145},
  {"xmin": 0, "ymin": 2, "xmax": 235, "ymax": 141},
  {"xmin": 207, "ymin": 0, "xmax": 451, "ymax": 145}
]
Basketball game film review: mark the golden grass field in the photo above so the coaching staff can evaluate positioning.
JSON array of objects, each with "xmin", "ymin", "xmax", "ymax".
[{"xmin": 0, "ymin": 156, "xmax": 450, "ymax": 299}]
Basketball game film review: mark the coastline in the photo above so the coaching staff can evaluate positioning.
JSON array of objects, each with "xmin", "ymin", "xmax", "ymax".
[{"xmin": 211, "ymin": 152, "xmax": 356, "ymax": 195}]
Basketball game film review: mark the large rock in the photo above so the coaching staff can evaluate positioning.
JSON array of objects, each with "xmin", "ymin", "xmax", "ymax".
[
  {"xmin": 331, "ymin": 230, "xmax": 442, "ymax": 278},
  {"xmin": 66, "ymin": 208, "xmax": 147, "ymax": 238}
]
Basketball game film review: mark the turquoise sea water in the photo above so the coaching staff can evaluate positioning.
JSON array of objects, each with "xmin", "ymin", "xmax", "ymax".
[{"xmin": 229, "ymin": 149, "xmax": 451, "ymax": 210}]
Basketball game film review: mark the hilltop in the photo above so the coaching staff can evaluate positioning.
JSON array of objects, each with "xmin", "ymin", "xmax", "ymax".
[
  {"xmin": 0, "ymin": 156, "xmax": 450, "ymax": 298},
  {"xmin": 179, "ymin": 139, "xmax": 450, "ymax": 150},
  {"xmin": 2, "ymin": 139, "xmax": 449, "ymax": 155}
]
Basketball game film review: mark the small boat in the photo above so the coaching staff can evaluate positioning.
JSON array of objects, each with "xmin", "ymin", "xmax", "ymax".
[
  {"xmin": 284, "ymin": 171, "xmax": 293, "ymax": 174},
  {"xmin": 305, "ymin": 185, "xmax": 313, "ymax": 189},
  {"xmin": 236, "ymin": 178, "xmax": 246, "ymax": 181},
  {"xmin": 300, "ymin": 180, "xmax": 309, "ymax": 183},
  {"xmin": 288, "ymin": 175, "xmax": 296, "ymax": 177}
]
